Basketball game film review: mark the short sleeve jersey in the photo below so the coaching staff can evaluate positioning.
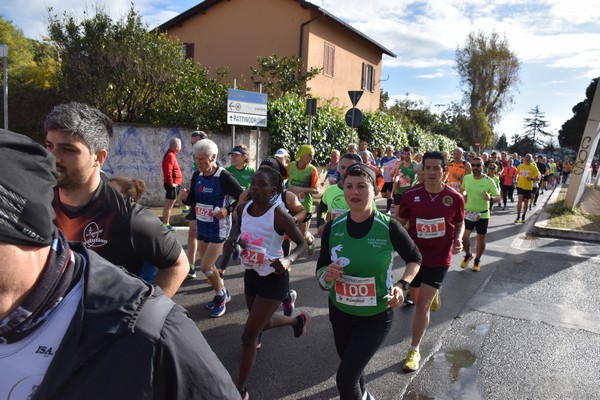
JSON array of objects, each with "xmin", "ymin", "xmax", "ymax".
[
  {"xmin": 380, "ymin": 156, "xmax": 398, "ymax": 182},
  {"xmin": 288, "ymin": 161, "xmax": 319, "ymax": 213},
  {"xmin": 516, "ymin": 163, "xmax": 540, "ymax": 190},
  {"xmin": 447, "ymin": 161, "xmax": 467, "ymax": 190},
  {"xmin": 226, "ymin": 164, "xmax": 255, "ymax": 190},
  {"xmin": 399, "ymin": 184, "xmax": 464, "ymax": 268},
  {"xmin": 53, "ymin": 181, "xmax": 182, "ymax": 275},
  {"xmin": 461, "ymin": 174, "xmax": 500, "ymax": 219}
]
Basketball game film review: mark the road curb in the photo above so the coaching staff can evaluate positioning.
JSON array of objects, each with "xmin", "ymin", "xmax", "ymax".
[{"xmin": 532, "ymin": 184, "xmax": 600, "ymax": 243}]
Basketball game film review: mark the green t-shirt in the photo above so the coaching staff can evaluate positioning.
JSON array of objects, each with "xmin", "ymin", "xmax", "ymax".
[
  {"xmin": 226, "ymin": 165, "xmax": 255, "ymax": 190},
  {"xmin": 326, "ymin": 210, "xmax": 394, "ymax": 316},
  {"xmin": 461, "ymin": 174, "xmax": 499, "ymax": 219},
  {"xmin": 288, "ymin": 161, "xmax": 318, "ymax": 213}
]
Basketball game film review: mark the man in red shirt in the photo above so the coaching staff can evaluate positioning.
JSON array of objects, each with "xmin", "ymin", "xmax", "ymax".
[
  {"xmin": 398, "ymin": 151, "xmax": 465, "ymax": 372},
  {"xmin": 162, "ymin": 138, "xmax": 183, "ymax": 231}
]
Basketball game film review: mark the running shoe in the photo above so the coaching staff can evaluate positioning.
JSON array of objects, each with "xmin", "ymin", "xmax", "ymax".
[
  {"xmin": 293, "ymin": 311, "xmax": 310, "ymax": 338},
  {"xmin": 362, "ymin": 390, "xmax": 375, "ymax": 400},
  {"xmin": 206, "ymin": 289, "xmax": 231, "ymax": 317},
  {"xmin": 256, "ymin": 333, "xmax": 262, "ymax": 349},
  {"xmin": 240, "ymin": 389, "xmax": 249, "ymax": 400},
  {"xmin": 514, "ymin": 217, "xmax": 520, "ymax": 223},
  {"xmin": 472, "ymin": 260, "xmax": 481, "ymax": 272},
  {"xmin": 403, "ymin": 349, "xmax": 421, "ymax": 372},
  {"xmin": 307, "ymin": 239, "xmax": 315, "ymax": 256},
  {"xmin": 186, "ymin": 265, "xmax": 197, "ymax": 280},
  {"xmin": 460, "ymin": 253, "xmax": 473, "ymax": 269},
  {"xmin": 282, "ymin": 289, "xmax": 297, "ymax": 317},
  {"xmin": 521, "ymin": 218, "xmax": 526, "ymax": 223},
  {"xmin": 430, "ymin": 289, "xmax": 441, "ymax": 312},
  {"xmin": 162, "ymin": 223, "xmax": 176, "ymax": 233}
]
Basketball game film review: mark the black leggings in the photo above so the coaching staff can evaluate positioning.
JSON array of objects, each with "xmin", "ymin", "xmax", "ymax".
[{"xmin": 329, "ymin": 300, "xmax": 393, "ymax": 400}]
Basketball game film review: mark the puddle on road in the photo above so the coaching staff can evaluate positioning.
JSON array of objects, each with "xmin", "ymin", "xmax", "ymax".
[{"xmin": 415, "ymin": 322, "xmax": 491, "ymax": 399}]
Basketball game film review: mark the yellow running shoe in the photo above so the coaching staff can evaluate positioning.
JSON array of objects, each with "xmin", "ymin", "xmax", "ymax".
[
  {"xmin": 403, "ymin": 349, "xmax": 421, "ymax": 372},
  {"xmin": 472, "ymin": 261, "xmax": 481, "ymax": 272},
  {"xmin": 430, "ymin": 289, "xmax": 441, "ymax": 312},
  {"xmin": 460, "ymin": 253, "xmax": 473, "ymax": 269}
]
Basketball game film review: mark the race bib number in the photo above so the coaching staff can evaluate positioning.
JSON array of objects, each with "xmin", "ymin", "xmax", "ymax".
[
  {"xmin": 416, "ymin": 217, "xmax": 446, "ymax": 238},
  {"xmin": 297, "ymin": 192, "xmax": 305, "ymax": 203},
  {"xmin": 398, "ymin": 174, "xmax": 411, "ymax": 187},
  {"xmin": 240, "ymin": 244, "xmax": 266, "ymax": 267},
  {"xmin": 465, "ymin": 211, "xmax": 481, "ymax": 222},
  {"xmin": 331, "ymin": 208, "xmax": 346, "ymax": 220},
  {"xmin": 520, "ymin": 170, "xmax": 530, "ymax": 178},
  {"xmin": 451, "ymin": 181, "xmax": 461, "ymax": 189},
  {"xmin": 335, "ymin": 275, "xmax": 377, "ymax": 306},
  {"xmin": 195, "ymin": 203, "xmax": 214, "ymax": 222},
  {"xmin": 328, "ymin": 174, "xmax": 337, "ymax": 185}
]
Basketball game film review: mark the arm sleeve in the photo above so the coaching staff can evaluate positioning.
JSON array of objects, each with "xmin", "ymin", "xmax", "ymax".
[
  {"xmin": 389, "ymin": 219, "xmax": 422, "ymax": 266},
  {"xmin": 130, "ymin": 206, "xmax": 183, "ymax": 269},
  {"xmin": 220, "ymin": 170, "xmax": 244, "ymax": 200},
  {"xmin": 183, "ymin": 171, "xmax": 199, "ymax": 207},
  {"xmin": 316, "ymin": 221, "xmax": 333, "ymax": 271},
  {"xmin": 162, "ymin": 152, "xmax": 174, "ymax": 186},
  {"xmin": 155, "ymin": 305, "xmax": 241, "ymax": 399}
]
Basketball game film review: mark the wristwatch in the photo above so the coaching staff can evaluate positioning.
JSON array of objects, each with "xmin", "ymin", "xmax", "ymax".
[{"xmin": 397, "ymin": 279, "xmax": 410, "ymax": 291}]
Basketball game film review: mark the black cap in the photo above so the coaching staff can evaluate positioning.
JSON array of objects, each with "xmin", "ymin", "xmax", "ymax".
[
  {"xmin": 260, "ymin": 157, "xmax": 288, "ymax": 179},
  {"xmin": 228, "ymin": 145, "xmax": 249, "ymax": 156},
  {"xmin": 0, "ymin": 130, "xmax": 58, "ymax": 247}
]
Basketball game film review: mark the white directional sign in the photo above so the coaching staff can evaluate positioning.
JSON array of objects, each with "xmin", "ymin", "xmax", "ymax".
[{"xmin": 227, "ymin": 89, "xmax": 268, "ymax": 127}]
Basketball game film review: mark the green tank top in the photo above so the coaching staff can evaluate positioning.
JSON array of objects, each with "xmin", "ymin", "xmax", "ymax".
[{"xmin": 327, "ymin": 210, "xmax": 394, "ymax": 316}]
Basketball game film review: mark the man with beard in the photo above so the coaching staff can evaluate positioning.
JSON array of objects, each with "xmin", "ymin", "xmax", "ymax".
[{"xmin": 44, "ymin": 102, "xmax": 188, "ymax": 298}]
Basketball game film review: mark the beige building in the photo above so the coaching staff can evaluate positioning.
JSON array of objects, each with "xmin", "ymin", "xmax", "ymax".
[{"xmin": 158, "ymin": 0, "xmax": 396, "ymax": 112}]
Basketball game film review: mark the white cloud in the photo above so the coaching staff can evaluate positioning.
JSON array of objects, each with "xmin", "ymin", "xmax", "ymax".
[{"xmin": 416, "ymin": 70, "xmax": 446, "ymax": 79}]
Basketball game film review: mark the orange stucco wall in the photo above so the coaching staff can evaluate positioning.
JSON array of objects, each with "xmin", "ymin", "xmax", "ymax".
[{"xmin": 164, "ymin": 0, "xmax": 383, "ymax": 112}]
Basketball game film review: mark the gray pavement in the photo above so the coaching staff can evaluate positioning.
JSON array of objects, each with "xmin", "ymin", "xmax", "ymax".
[{"xmin": 171, "ymin": 185, "xmax": 600, "ymax": 399}]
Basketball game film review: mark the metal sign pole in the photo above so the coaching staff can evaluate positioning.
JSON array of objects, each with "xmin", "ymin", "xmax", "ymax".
[
  {"xmin": 232, "ymin": 79, "xmax": 237, "ymax": 148},
  {"xmin": 256, "ymin": 84, "xmax": 262, "ymax": 170},
  {"xmin": 1, "ymin": 45, "xmax": 8, "ymax": 130}
]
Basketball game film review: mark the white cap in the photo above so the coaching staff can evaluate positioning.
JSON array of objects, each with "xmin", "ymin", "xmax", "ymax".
[{"xmin": 274, "ymin": 148, "xmax": 289, "ymax": 158}]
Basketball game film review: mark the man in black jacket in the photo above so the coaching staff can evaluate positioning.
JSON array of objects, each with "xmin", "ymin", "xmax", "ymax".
[{"xmin": 0, "ymin": 130, "xmax": 240, "ymax": 399}]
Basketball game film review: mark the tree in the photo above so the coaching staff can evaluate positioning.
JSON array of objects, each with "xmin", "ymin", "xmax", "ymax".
[
  {"xmin": 47, "ymin": 5, "xmax": 184, "ymax": 122},
  {"xmin": 496, "ymin": 133, "xmax": 508, "ymax": 151},
  {"xmin": 558, "ymin": 77, "xmax": 598, "ymax": 150},
  {"xmin": 249, "ymin": 54, "xmax": 321, "ymax": 99},
  {"xmin": 523, "ymin": 105, "xmax": 551, "ymax": 153},
  {"xmin": 455, "ymin": 30, "xmax": 521, "ymax": 147},
  {"xmin": 0, "ymin": 17, "xmax": 61, "ymax": 139},
  {"xmin": 509, "ymin": 134, "xmax": 534, "ymax": 156}
]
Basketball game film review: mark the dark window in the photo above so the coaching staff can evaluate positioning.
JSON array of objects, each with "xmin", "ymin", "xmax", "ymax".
[
  {"xmin": 324, "ymin": 43, "xmax": 335, "ymax": 77},
  {"xmin": 361, "ymin": 63, "xmax": 375, "ymax": 92},
  {"xmin": 182, "ymin": 43, "xmax": 194, "ymax": 59}
]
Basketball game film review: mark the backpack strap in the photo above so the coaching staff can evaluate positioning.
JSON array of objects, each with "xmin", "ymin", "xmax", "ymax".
[{"xmin": 129, "ymin": 288, "xmax": 175, "ymax": 342}]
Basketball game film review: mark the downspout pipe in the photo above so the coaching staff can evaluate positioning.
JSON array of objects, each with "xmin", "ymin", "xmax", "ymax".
[{"xmin": 298, "ymin": 11, "xmax": 325, "ymax": 68}]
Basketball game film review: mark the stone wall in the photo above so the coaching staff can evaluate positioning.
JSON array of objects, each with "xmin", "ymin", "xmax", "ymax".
[{"xmin": 104, "ymin": 124, "xmax": 270, "ymax": 206}]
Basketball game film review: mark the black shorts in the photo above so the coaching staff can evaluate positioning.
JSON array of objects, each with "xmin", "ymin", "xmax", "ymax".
[
  {"xmin": 185, "ymin": 208, "xmax": 196, "ymax": 221},
  {"xmin": 464, "ymin": 217, "xmax": 489, "ymax": 235},
  {"xmin": 381, "ymin": 182, "xmax": 393, "ymax": 194},
  {"xmin": 244, "ymin": 269, "xmax": 290, "ymax": 301},
  {"xmin": 410, "ymin": 266, "xmax": 448, "ymax": 289},
  {"xmin": 244, "ymin": 269, "xmax": 289, "ymax": 301},
  {"xmin": 543, "ymin": 175, "xmax": 549, "ymax": 182},
  {"xmin": 517, "ymin": 187, "xmax": 532, "ymax": 199},
  {"xmin": 392, "ymin": 193, "xmax": 402, "ymax": 206},
  {"xmin": 164, "ymin": 183, "xmax": 179, "ymax": 200}
]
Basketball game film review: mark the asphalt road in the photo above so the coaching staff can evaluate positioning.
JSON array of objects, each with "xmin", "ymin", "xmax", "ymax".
[{"xmin": 171, "ymin": 187, "xmax": 600, "ymax": 399}]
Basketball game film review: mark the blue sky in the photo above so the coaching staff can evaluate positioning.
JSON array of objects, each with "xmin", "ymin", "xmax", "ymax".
[{"xmin": 3, "ymin": 0, "xmax": 599, "ymax": 145}]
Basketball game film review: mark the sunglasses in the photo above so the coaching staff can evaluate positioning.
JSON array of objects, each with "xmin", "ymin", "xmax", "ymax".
[{"xmin": 488, "ymin": 167, "xmax": 496, "ymax": 170}]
